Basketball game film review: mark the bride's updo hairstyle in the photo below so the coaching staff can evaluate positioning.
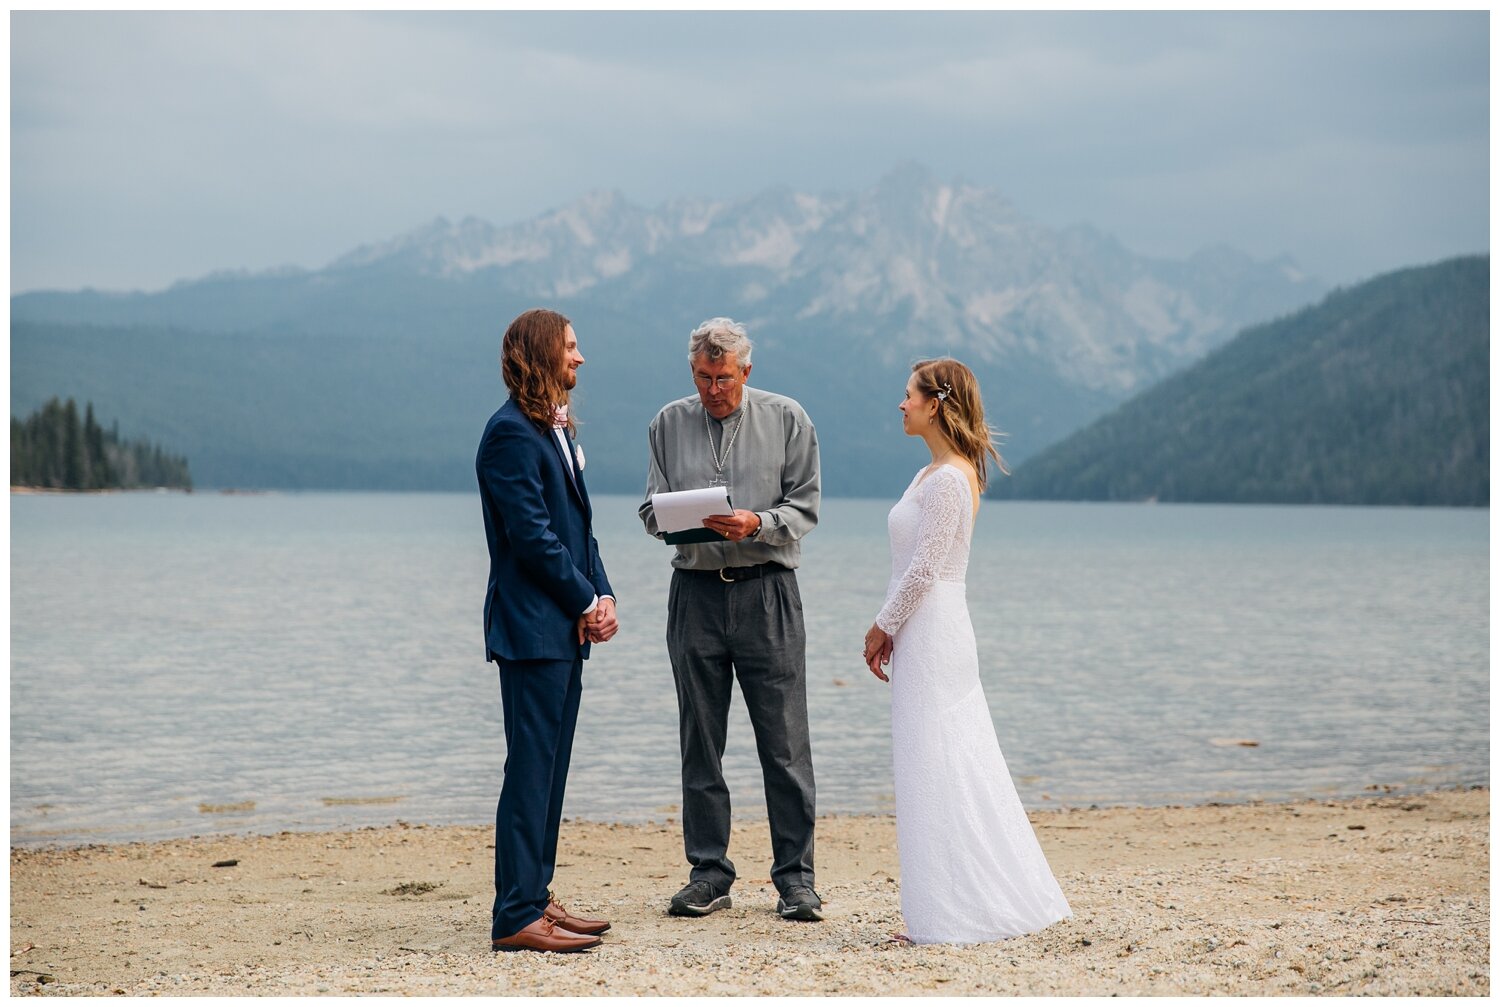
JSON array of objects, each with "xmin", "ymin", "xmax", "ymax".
[{"xmin": 911, "ymin": 357, "xmax": 1007, "ymax": 491}]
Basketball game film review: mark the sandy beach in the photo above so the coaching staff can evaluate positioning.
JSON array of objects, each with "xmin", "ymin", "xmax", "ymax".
[{"xmin": 9, "ymin": 787, "xmax": 1487, "ymax": 996}]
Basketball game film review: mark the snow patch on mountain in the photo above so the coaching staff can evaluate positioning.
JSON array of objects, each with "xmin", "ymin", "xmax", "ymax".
[{"xmin": 725, "ymin": 222, "xmax": 803, "ymax": 270}]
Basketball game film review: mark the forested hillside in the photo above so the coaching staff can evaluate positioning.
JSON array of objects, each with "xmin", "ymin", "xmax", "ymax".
[{"xmin": 997, "ymin": 256, "xmax": 1488, "ymax": 506}]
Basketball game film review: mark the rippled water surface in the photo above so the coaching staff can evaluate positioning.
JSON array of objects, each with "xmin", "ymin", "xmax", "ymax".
[{"xmin": 10, "ymin": 492, "xmax": 1488, "ymax": 845}]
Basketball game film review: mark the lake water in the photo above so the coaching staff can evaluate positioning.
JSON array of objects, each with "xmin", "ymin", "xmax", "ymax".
[{"xmin": 9, "ymin": 492, "xmax": 1489, "ymax": 847}]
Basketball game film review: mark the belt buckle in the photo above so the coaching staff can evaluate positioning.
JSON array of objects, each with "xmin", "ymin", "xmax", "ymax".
[{"xmin": 718, "ymin": 567, "xmax": 735, "ymax": 583}]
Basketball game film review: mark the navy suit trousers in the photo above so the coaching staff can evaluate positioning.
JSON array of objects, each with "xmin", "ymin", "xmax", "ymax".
[{"xmin": 491, "ymin": 655, "xmax": 583, "ymax": 939}]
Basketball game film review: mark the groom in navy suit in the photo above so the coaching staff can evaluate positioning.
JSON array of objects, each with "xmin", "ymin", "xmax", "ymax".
[{"xmin": 478, "ymin": 308, "xmax": 619, "ymax": 953}]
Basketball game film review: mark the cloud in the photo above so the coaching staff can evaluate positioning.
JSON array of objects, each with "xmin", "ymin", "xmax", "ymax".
[{"xmin": 9, "ymin": 11, "xmax": 1488, "ymax": 292}]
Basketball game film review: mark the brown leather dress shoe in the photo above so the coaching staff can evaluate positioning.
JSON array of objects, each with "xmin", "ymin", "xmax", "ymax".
[
  {"xmin": 545, "ymin": 895, "xmax": 611, "ymax": 936},
  {"xmin": 491, "ymin": 915, "xmax": 601, "ymax": 953}
]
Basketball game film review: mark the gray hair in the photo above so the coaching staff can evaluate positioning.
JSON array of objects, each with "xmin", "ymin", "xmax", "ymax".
[{"xmin": 687, "ymin": 317, "xmax": 753, "ymax": 368}]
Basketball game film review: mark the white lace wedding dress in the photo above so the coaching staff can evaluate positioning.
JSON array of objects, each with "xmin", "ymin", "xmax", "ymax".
[{"xmin": 875, "ymin": 464, "xmax": 1071, "ymax": 945}]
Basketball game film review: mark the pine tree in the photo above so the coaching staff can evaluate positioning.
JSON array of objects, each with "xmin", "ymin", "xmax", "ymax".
[
  {"xmin": 84, "ymin": 402, "xmax": 111, "ymax": 489},
  {"xmin": 61, "ymin": 399, "xmax": 84, "ymax": 489}
]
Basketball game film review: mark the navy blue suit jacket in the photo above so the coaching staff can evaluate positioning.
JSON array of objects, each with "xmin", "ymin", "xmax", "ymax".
[{"xmin": 477, "ymin": 398, "xmax": 613, "ymax": 663}]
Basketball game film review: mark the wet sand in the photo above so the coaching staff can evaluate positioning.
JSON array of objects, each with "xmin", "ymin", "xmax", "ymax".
[{"xmin": 9, "ymin": 787, "xmax": 1487, "ymax": 996}]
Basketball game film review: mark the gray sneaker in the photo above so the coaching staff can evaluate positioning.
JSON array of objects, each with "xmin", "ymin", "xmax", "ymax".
[
  {"xmin": 776, "ymin": 885, "xmax": 824, "ymax": 921},
  {"xmin": 668, "ymin": 880, "xmax": 732, "ymax": 917}
]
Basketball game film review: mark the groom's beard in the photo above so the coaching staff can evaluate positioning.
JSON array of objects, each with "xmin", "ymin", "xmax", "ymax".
[{"xmin": 562, "ymin": 369, "xmax": 577, "ymax": 390}]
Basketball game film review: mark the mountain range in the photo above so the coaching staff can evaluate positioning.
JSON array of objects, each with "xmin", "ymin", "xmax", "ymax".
[{"xmin": 11, "ymin": 164, "xmax": 1325, "ymax": 495}]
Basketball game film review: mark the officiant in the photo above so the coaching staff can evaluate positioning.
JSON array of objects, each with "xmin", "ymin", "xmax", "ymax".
[{"xmin": 637, "ymin": 316, "xmax": 824, "ymax": 923}]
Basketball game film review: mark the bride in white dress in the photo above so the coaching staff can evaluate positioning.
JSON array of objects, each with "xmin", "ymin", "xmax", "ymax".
[{"xmin": 862, "ymin": 358, "xmax": 1071, "ymax": 946}]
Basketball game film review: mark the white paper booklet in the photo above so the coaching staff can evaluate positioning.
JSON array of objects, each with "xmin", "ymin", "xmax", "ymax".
[{"xmin": 651, "ymin": 486, "xmax": 735, "ymax": 533}]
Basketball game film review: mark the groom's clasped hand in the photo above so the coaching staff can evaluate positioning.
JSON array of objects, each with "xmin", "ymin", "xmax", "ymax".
[{"xmin": 578, "ymin": 596, "xmax": 619, "ymax": 645}]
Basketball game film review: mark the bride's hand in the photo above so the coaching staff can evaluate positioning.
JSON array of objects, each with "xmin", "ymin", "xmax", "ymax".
[{"xmin": 863, "ymin": 624, "xmax": 892, "ymax": 682}]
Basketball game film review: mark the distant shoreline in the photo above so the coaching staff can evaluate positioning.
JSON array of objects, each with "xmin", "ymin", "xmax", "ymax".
[{"xmin": 10, "ymin": 485, "xmax": 193, "ymax": 495}]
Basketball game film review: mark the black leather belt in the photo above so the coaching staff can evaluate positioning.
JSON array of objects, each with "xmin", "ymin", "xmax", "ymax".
[{"xmin": 685, "ymin": 562, "xmax": 784, "ymax": 583}]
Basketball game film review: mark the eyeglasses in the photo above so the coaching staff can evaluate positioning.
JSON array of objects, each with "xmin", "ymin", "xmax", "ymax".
[{"xmin": 693, "ymin": 374, "xmax": 740, "ymax": 391}]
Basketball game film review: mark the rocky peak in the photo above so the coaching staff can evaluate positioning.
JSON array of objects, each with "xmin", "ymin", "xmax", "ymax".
[{"xmin": 309, "ymin": 165, "xmax": 1321, "ymax": 390}]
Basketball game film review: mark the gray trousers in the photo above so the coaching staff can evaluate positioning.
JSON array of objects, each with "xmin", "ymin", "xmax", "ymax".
[{"xmin": 666, "ymin": 566, "xmax": 816, "ymax": 894}]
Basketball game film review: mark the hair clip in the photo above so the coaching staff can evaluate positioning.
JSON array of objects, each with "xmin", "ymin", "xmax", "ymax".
[{"xmin": 935, "ymin": 381, "xmax": 953, "ymax": 402}]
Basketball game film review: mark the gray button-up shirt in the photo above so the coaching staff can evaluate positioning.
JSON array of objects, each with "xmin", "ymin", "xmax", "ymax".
[{"xmin": 639, "ymin": 386, "xmax": 820, "ymax": 570}]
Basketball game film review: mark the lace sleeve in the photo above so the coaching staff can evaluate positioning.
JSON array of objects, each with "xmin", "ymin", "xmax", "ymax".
[{"xmin": 875, "ymin": 468, "xmax": 966, "ymax": 636}]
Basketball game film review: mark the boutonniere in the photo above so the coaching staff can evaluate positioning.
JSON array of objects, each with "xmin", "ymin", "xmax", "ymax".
[{"xmin": 574, "ymin": 442, "xmax": 585, "ymax": 471}]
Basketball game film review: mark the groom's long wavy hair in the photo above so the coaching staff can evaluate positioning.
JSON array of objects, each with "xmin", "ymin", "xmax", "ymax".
[
  {"xmin": 911, "ymin": 358, "xmax": 1007, "ymax": 491},
  {"xmin": 501, "ymin": 308, "xmax": 576, "ymax": 436}
]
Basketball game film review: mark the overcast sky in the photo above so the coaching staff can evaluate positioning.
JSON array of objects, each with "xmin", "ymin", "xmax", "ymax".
[{"xmin": 10, "ymin": 11, "xmax": 1490, "ymax": 293}]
